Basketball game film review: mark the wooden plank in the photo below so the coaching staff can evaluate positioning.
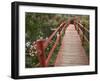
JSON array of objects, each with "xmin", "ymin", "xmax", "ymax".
[{"xmin": 59, "ymin": 24, "xmax": 89, "ymax": 66}]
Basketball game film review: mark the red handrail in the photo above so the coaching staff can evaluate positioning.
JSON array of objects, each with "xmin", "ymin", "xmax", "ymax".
[
  {"xmin": 36, "ymin": 40, "xmax": 46, "ymax": 67},
  {"xmin": 74, "ymin": 17, "xmax": 89, "ymax": 45},
  {"xmin": 45, "ymin": 35, "xmax": 60, "ymax": 66},
  {"xmin": 43, "ymin": 21, "xmax": 66, "ymax": 49},
  {"xmin": 36, "ymin": 21, "xmax": 67, "ymax": 67}
]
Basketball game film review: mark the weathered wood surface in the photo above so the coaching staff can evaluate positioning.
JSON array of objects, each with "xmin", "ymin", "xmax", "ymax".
[{"xmin": 56, "ymin": 24, "xmax": 89, "ymax": 66}]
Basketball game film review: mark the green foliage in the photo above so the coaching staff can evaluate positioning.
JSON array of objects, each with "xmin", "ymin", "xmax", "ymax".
[
  {"xmin": 25, "ymin": 13, "xmax": 52, "ymax": 42},
  {"xmin": 83, "ymin": 41, "xmax": 89, "ymax": 57},
  {"xmin": 25, "ymin": 12, "xmax": 68, "ymax": 68},
  {"xmin": 25, "ymin": 54, "xmax": 39, "ymax": 68},
  {"xmin": 25, "ymin": 12, "xmax": 89, "ymax": 68},
  {"xmin": 25, "ymin": 13, "xmax": 68, "ymax": 42},
  {"xmin": 81, "ymin": 16, "xmax": 89, "ymax": 29},
  {"xmin": 81, "ymin": 16, "xmax": 89, "ymax": 56}
]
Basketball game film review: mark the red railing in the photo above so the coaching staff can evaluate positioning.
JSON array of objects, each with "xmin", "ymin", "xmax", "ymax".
[
  {"xmin": 74, "ymin": 17, "xmax": 89, "ymax": 45},
  {"xmin": 36, "ymin": 21, "xmax": 68, "ymax": 67}
]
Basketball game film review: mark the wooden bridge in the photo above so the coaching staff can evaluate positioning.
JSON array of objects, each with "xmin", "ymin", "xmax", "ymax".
[
  {"xmin": 55, "ymin": 24, "xmax": 89, "ymax": 66},
  {"xmin": 35, "ymin": 17, "xmax": 89, "ymax": 67}
]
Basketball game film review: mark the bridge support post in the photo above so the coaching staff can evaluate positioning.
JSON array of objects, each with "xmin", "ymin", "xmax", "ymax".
[
  {"xmin": 78, "ymin": 17, "xmax": 81, "ymax": 34},
  {"xmin": 36, "ymin": 40, "xmax": 46, "ymax": 67},
  {"xmin": 74, "ymin": 16, "xmax": 77, "ymax": 30},
  {"xmin": 58, "ymin": 30, "xmax": 62, "ymax": 45},
  {"xmin": 77, "ymin": 24, "xmax": 79, "ymax": 34},
  {"xmin": 82, "ymin": 27, "xmax": 85, "ymax": 45}
]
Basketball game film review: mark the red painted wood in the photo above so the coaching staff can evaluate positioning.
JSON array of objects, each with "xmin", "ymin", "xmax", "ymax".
[
  {"xmin": 45, "ymin": 36, "xmax": 60, "ymax": 66},
  {"xmin": 43, "ymin": 22, "xmax": 65, "ymax": 49},
  {"xmin": 35, "ymin": 21, "xmax": 67, "ymax": 67},
  {"xmin": 36, "ymin": 40, "xmax": 46, "ymax": 67},
  {"xmin": 45, "ymin": 22, "xmax": 67, "ymax": 66},
  {"xmin": 54, "ymin": 24, "xmax": 66, "ymax": 66}
]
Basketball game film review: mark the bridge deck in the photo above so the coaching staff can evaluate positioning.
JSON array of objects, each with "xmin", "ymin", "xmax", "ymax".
[{"xmin": 57, "ymin": 24, "xmax": 89, "ymax": 66}]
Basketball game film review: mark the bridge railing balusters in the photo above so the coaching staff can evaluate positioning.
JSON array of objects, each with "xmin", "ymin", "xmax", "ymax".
[
  {"xmin": 35, "ymin": 21, "xmax": 67, "ymax": 67},
  {"xmin": 36, "ymin": 39, "xmax": 46, "ymax": 67},
  {"xmin": 75, "ymin": 18, "xmax": 89, "ymax": 45}
]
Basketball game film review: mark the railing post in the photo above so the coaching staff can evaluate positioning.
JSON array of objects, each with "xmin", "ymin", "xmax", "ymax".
[
  {"xmin": 77, "ymin": 24, "xmax": 79, "ymax": 34},
  {"xmin": 82, "ymin": 27, "xmax": 85, "ymax": 45},
  {"xmin": 58, "ymin": 29, "xmax": 61, "ymax": 45},
  {"xmin": 36, "ymin": 39, "xmax": 46, "ymax": 67},
  {"xmin": 63, "ymin": 22, "xmax": 66, "ymax": 34},
  {"xmin": 67, "ymin": 18, "xmax": 70, "ymax": 26},
  {"xmin": 58, "ymin": 22, "xmax": 64, "ymax": 45},
  {"xmin": 74, "ymin": 17, "xmax": 77, "ymax": 30},
  {"xmin": 77, "ymin": 17, "xmax": 81, "ymax": 34}
]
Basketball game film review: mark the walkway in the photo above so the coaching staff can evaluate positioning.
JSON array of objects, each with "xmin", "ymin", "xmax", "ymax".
[{"xmin": 58, "ymin": 24, "xmax": 89, "ymax": 66}]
